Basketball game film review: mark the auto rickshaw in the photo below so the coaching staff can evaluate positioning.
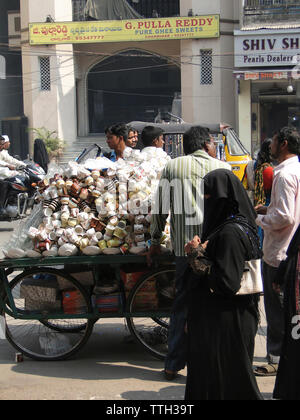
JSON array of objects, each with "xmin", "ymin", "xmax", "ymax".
[{"xmin": 129, "ymin": 121, "xmax": 251, "ymax": 181}]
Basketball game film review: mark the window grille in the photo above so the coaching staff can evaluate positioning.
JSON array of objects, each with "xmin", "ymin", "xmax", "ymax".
[
  {"xmin": 200, "ymin": 50, "xmax": 213, "ymax": 85},
  {"xmin": 0, "ymin": 55, "xmax": 6, "ymax": 80},
  {"xmin": 39, "ymin": 56, "xmax": 51, "ymax": 91}
]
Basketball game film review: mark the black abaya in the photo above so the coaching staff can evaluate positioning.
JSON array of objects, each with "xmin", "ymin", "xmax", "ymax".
[
  {"xmin": 273, "ymin": 225, "xmax": 300, "ymax": 400},
  {"xmin": 33, "ymin": 139, "xmax": 49, "ymax": 173},
  {"xmin": 185, "ymin": 169, "xmax": 263, "ymax": 401},
  {"xmin": 185, "ymin": 225, "xmax": 263, "ymax": 400}
]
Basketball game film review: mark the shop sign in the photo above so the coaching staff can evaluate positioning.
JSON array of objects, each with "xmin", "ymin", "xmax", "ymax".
[
  {"xmin": 244, "ymin": 71, "xmax": 288, "ymax": 80},
  {"xmin": 29, "ymin": 15, "xmax": 220, "ymax": 45},
  {"xmin": 234, "ymin": 70, "xmax": 300, "ymax": 80},
  {"xmin": 235, "ymin": 30, "xmax": 300, "ymax": 67}
]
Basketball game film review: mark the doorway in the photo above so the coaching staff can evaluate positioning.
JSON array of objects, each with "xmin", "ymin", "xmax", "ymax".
[{"xmin": 87, "ymin": 49, "xmax": 181, "ymax": 133}]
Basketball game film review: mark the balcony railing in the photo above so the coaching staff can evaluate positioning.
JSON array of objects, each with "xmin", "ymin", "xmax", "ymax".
[
  {"xmin": 73, "ymin": 0, "xmax": 180, "ymax": 21},
  {"xmin": 243, "ymin": 0, "xmax": 300, "ymax": 25}
]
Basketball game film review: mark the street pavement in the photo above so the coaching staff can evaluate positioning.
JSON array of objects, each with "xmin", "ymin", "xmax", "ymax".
[{"xmin": 0, "ymin": 220, "xmax": 276, "ymax": 401}]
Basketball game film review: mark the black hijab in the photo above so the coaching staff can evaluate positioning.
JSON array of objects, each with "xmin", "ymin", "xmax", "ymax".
[
  {"xmin": 34, "ymin": 139, "xmax": 50, "ymax": 173},
  {"xmin": 202, "ymin": 169, "xmax": 261, "ymax": 259}
]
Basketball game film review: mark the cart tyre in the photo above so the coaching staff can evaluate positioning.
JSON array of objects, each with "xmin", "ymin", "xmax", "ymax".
[
  {"xmin": 3, "ymin": 267, "xmax": 94, "ymax": 361},
  {"xmin": 126, "ymin": 265, "xmax": 176, "ymax": 361}
]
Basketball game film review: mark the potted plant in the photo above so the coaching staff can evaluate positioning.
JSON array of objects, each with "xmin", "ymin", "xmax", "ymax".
[{"xmin": 28, "ymin": 127, "xmax": 65, "ymax": 162}]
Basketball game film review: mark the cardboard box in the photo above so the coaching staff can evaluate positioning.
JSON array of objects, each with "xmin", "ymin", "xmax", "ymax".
[
  {"xmin": 126, "ymin": 291, "xmax": 158, "ymax": 310},
  {"xmin": 62, "ymin": 290, "xmax": 87, "ymax": 315},
  {"xmin": 120, "ymin": 270, "xmax": 150, "ymax": 291},
  {"xmin": 92, "ymin": 293, "xmax": 121, "ymax": 313}
]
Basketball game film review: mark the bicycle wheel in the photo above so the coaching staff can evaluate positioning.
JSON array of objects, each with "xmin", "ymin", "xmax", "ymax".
[
  {"xmin": 3, "ymin": 268, "xmax": 94, "ymax": 361},
  {"xmin": 126, "ymin": 265, "xmax": 176, "ymax": 360}
]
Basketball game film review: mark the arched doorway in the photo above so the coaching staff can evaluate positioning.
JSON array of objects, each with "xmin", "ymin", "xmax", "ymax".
[{"xmin": 87, "ymin": 50, "xmax": 181, "ymax": 133}]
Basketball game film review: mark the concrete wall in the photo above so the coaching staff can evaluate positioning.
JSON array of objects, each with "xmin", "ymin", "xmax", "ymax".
[
  {"xmin": 21, "ymin": 0, "xmax": 77, "ymax": 150},
  {"xmin": 179, "ymin": 0, "xmax": 239, "ymax": 128},
  {"xmin": 0, "ymin": 0, "xmax": 23, "ymax": 119},
  {"xmin": 20, "ymin": 0, "xmax": 241, "ymax": 145}
]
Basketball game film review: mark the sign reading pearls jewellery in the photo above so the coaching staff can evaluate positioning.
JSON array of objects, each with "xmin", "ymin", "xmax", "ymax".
[{"xmin": 235, "ymin": 30, "xmax": 300, "ymax": 68}]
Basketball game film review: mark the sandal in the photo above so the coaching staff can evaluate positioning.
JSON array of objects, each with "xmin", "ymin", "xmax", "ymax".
[
  {"xmin": 254, "ymin": 363, "xmax": 278, "ymax": 377},
  {"xmin": 162, "ymin": 369, "xmax": 179, "ymax": 381}
]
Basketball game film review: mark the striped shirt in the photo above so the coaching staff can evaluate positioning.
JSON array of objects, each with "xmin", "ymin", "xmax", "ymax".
[{"xmin": 151, "ymin": 150, "xmax": 231, "ymax": 256}]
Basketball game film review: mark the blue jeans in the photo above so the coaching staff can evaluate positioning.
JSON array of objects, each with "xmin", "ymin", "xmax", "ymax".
[{"xmin": 165, "ymin": 257, "xmax": 188, "ymax": 372}]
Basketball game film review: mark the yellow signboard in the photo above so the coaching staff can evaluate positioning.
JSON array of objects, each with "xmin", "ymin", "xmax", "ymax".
[{"xmin": 29, "ymin": 15, "xmax": 220, "ymax": 45}]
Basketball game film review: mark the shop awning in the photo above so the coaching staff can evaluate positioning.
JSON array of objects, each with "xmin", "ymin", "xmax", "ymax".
[{"xmin": 233, "ymin": 69, "xmax": 300, "ymax": 81}]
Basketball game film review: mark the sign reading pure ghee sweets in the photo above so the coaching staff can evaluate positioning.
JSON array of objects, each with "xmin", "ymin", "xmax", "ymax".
[{"xmin": 29, "ymin": 15, "xmax": 220, "ymax": 45}]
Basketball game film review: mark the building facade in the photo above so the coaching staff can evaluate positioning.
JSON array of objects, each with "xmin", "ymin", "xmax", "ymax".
[
  {"xmin": 234, "ymin": 0, "xmax": 300, "ymax": 155},
  {"xmin": 19, "ymin": 0, "xmax": 239, "ymax": 153},
  {"xmin": 0, "ymin": 0, "xmax": 28, "ymax": 159}
]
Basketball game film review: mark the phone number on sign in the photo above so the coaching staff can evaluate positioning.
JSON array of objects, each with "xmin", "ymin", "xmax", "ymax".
[{"xmin": 75, "ymin": 35, "xmax": 105, "ymax": 41}]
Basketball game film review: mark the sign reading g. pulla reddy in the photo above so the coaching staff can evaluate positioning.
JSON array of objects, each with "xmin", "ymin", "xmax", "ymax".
[
  {"xmin": 29, "ymin": 15, "xmax": 220, "ymax": 45},
  {"xmin": 235, "ymin": 30, "xmax": 300, "ymax": 68}
]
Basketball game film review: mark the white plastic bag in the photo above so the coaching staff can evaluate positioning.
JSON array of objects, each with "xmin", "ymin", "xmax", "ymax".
[{"xmin": 39, "ymin": 333, "xmax": 71, "ymax": 356}]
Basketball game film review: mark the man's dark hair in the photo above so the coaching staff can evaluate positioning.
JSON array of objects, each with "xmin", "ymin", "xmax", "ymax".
[
  {"xmin": 183, "ymin": 126, "xmax": 211, "ymax": 155},
  {"xmin": 141, "ymin": 126, "xmax": 164, "ymax": 147},
  {"xmin": 0, "ymin": 136, "xmax": 5, "ymax": 142},
  {"xmin": 127, "ymin": 125, "xmax": 136, "ymax": 133},
  {"xmin": 105, "ymin": 123, "xmax": 128, "ymax": 142},
  {"xmin": 276, "ymin": 127, "xmax": 300, "ymax": 155}
]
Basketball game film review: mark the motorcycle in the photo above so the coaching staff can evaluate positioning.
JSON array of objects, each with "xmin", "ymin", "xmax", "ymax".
[{"xmin": 0, "ymin": 160, "xmax": 46, "ymax": 221}]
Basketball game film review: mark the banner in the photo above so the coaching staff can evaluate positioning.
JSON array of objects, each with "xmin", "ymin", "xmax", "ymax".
[{"xmin": 29, "ymin": 15, "xmax": 220, "ymax": 45}]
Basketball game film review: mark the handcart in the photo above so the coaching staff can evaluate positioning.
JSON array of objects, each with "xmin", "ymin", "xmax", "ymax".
[{"xmin": 0, "ymin": 254, "xmax": 175, "ymax": 362}]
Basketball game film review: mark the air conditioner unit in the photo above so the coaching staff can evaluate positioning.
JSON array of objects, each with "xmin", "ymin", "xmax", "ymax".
[{"xmin": 8, "ymin": 11, "xmax": 21, "ymax": 48}]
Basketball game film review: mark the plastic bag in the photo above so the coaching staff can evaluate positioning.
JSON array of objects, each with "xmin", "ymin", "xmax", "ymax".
[
  {"xmin": 39, "ymin": 333, "xmax": 71, "ymax": 356},
  {"xmin": 2, "ymin": 204, "xmax": 44, "ymax": 255}
]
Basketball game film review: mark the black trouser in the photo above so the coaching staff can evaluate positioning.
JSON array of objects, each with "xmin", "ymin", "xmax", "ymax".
[
  {"xmin": 0, "ymin": 180, "xmax": 9, "ymax": 208},
  {"xmin": 262, "ymin": 261, "xmax": 285, "ymax": 364}
]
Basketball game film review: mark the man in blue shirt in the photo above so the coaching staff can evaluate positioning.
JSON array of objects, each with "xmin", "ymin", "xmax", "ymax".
[{"xmin": 104, "ymin": 123, "xmax": 129, "ymax": 161}]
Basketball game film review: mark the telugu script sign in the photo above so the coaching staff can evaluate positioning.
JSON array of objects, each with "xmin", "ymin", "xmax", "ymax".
[{"xmin": 29, "ymin": 16, "xmax": 220, "ymax": 45}]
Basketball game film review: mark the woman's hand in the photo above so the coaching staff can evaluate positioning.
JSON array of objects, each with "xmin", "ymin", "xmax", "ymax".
[
  {"xmin": 184, "ymin": 236, "xmax": 208, "ymax": 255},
  {"xmin": 255, "ymin": 204, "xmax": 268, "ymax": 215}
]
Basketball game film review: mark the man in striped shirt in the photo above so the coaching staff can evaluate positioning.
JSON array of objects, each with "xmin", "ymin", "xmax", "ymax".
[{"xmin": 149, "ymin": 126, "xmax": 231, "ymax": 380}]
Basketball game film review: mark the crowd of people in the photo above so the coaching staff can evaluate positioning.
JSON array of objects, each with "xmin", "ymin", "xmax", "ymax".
[
  {"xmin": 102, "ymin": 122, "xmax": 299, "ymax": 399},
  {"xmin": 1, "ymin": 120, "xmax": 299, "ymax": 400}
]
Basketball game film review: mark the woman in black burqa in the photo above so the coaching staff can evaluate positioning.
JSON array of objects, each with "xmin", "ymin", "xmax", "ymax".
[
  {"xmin": 184, "ymin": 169, "xmax": 263, "ymax": 400},
  {"xmin": 273, "ymin": 224, "xmax": 300, "ymax": 400},
  {"xmin": 33, "ymin": 139, "xmax": 49, "ymax": 173}
]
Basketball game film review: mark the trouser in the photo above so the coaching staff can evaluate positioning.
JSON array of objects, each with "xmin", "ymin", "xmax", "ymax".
[
  {"xmin": 165, "ymin": 256, "xmax": 188, "ymax": 372},
  {"xmin": 262, "ymin": 261, "xmax": 285, "ymax": 364},
  {"xmin": 0, "ymin": 180, "xmax": 9, "ymax": 208}
]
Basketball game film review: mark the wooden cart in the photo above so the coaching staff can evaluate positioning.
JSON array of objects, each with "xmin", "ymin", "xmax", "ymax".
[{"xmin": 0, "ymin": 254, "xmax": 175, "ymax": 361}]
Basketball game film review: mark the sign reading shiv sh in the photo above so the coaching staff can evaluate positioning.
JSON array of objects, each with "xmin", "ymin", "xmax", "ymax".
[
  {"xmin": 29, "ymin": 16, "xmax": 219, "ymax": 45},
  {"xmin": 235, "ymin": 30, "xmax": 300, "ymax": 68}
]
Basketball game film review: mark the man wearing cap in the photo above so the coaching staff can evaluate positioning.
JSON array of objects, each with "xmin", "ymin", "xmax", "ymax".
[
  {"xmin": 0, "ymin": 135, "xmax": 26, "ymax": 172},
  {"xmin": 0, "ymin": 135, "xmax": 25, "ymax": 217}
]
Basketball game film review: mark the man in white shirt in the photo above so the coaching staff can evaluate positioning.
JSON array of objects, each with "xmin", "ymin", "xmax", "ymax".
[
  {"xmin": 141, "ymin": 125, "xmax": 165, "ymax": 151},
  {"xmin": 254, "ymin": 127, "xmax": 300, "ymax": 377},
  {"xmin": 0, "ymin": 135, "xmax": 26, "ymax": 217},
  {"xmin": 0, "ymin": 135, "xmax": 26, "ymax": 174}
]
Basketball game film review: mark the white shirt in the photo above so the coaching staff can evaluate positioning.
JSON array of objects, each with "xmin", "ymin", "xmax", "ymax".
[
  {"xmin": 256, "ymin": 156, "xmax": 300, "ymax": 267},
  {"xmin": 0, "ymin": 150, "xmax": 25, "ymax": 169}
]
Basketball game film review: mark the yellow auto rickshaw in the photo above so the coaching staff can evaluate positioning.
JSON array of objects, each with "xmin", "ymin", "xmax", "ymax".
[{"xmin": 129, "ymin": 121, "xmax": 251, "ymax": 181}]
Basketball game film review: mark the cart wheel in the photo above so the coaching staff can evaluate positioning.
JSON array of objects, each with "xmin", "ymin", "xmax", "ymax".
[
  {"xmin": 126, "ymin": 266, "xmax": 176, "ymax": 360},
  {"xmin": 3, "ymin": 268, "xmax": 94, "ymax": 361}
]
